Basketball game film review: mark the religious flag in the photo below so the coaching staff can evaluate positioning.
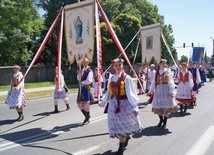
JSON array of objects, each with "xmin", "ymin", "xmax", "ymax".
[
  {"xmin": 140, "ymin": 23, "xmax": 161, "ymax": 63},
  {"xmin": 192, "ymin": 47, "xmax": 205, "ymax": 63},
  {"xmin": 64, "ymin": 0, "xmax": 94, "ymax": 65}
]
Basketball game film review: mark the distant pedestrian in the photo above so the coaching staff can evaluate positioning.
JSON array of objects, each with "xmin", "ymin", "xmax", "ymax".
[
  {"xmin": 148, "ymin": 59, "xmax": 178, "ymax": 129},
  {"xmin": 53, "ymin": 67, "xmax": 70, "ymax": 113},
  {"xmin": 93, "ymin": 68, "xmax": 102, "ymax": 99},
  {"xmin": 99, "ymin": 58, "xmax": 142, "ymax": 155},
  {"xmin": 207, "ymin": 66, "xmax": 214, "ymax": 82},
  {"xmin": 176, "ymin": 62, "xmax": 194, "ymax": 115},
  {"xmin": 102, "ymin": 68, "xmax": 111, "ymax": 93},
  {"xmin": 5, "ymin": 65, "xmax": 26, "ymax": 121},
  {"xmin": 77, "ymin": 57, "xmax": 93, "ymax": 125}
]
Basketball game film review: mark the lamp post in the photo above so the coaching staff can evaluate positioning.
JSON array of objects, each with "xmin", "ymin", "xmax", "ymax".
[{"xmin": 210, "ymin": 37, "xmax": 214, "ymax": 66}]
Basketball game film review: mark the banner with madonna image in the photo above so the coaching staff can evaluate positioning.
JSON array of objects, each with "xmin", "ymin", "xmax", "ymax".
[
  {"xmin": 191, "ymin": 47, "xmax": 205, "ymax": 63},
  {"xmin": 64, "ymin": 0, "xmax": 94, "ymax": 65},
  {"xmin": 140, "ymin": 23, "xmax": 161, "ymax": 64}
]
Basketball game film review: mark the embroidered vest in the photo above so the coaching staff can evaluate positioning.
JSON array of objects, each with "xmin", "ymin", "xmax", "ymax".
[
  {"xmin": 156, "ymin": 70, "xmax": 169, "ymax": 85},
  {"xmin": 81, "ymin": 68, "xmax": 91, "ymax": 81},
  {"xmin": 188, "ymin": 67, "xmax": 197, "ymax": 81},
  {"xmin": 179, "ymin": 71, "xmax": 189, "ymax": 84}
]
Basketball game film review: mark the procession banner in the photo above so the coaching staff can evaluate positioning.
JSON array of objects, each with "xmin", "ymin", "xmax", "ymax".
[
  {"xmin": 140, "ymin": 23, "xmax": 161, "ymax": 63},
  {"xmin": 64, "ymin": 0, "xmax": 94, "ymax": 65},
  {"xmin": 191, "ymin": 47, "xmax": 205, "ymax": 63}
]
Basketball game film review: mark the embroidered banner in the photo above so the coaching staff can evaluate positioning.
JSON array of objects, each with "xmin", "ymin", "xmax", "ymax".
[
  {"xmin": 140, "ymin": 23, "xmax": 161, "ymax": 63},
  {"xmin": 65, "ymin": 0, "xmax": 94, "ymax": 65},
  {"xmin": 192, "ymin": 47, "xmax": 205, "ymax": 63}
]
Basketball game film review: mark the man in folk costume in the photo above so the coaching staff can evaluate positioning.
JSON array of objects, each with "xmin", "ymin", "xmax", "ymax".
[
  {"xmin": 6, "ymin": 65, "xmax": 26, "ymax": 121},
  {"xmin": 188, "ymin": 61, "xmax": 201, "ymax": 106},
  {"xmin": 93, "ymin": 68, "xmax": 103, "ymax": 99},
  {"xmin": 148, "ymin": 59, "xmax": 178, "ymax": 129},
  {"xmin": 99, "ymin": 58, "xmax": 142, "ymax": 155},
  {"xmin": 53, "ymin": 67, "xmax": 70, "ymax": 113},
  {"xmin": 77, "ymin": 57, "xmax": 93, "ymax": 124},
  {"xmin": 175, "ymin": 62, "xmax": 194, "ymax": 115}
]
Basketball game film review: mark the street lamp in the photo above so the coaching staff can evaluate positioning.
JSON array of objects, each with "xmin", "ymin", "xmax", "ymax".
[{"xmin": 210, "ymin": 37, "xmax": 214, "ymax": 66}]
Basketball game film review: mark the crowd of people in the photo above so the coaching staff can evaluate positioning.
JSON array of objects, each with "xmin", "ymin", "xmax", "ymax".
[{"xmin": 4, "ymin": 57, "xmax": 214, "ymax": 155}]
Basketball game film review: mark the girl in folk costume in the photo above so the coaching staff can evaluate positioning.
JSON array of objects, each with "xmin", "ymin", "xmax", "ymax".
[
  {"xmin": 6, "ymin": 65, "xmax": 26, "ymax": 121},
  {"xmin": 147, "ymin": 64, "xmax": 156, "ymax": 91},
  {"xmin": 93, "ymin": 68, "xmax": 103, "ymax": 99},
  {"xmin": 148, "ymin": 59, "xmax": 177, "ymax": 129},
  {"xmin": 53, "ymin": 67, "xmax": 70, "ymax": 113},
  {"xmin": 137, "ymin": 63, "xmax": 147, "ymax": 94},
  {"xmin": 77, "ymin": 57, "xmax": 93, "ymax": 124},
  {"xmin": 99, "ymin": 58, "xmax": 142, "ymax": 155},
  {"xmin": 175, "ymin": 62, "xmax": 194, "ymax": 115}
]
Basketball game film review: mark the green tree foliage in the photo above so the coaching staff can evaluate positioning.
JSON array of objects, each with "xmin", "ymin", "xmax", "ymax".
[
  {"xmin": 35, "ymin": 0, "xmax": 82, "ymax": 65},
  {"xmin": 180, "ymin": 55, "xmax": 188, "ymax": 63},
  {"xmin": 0, "ymin": 0, "xmax": 44, "ymax": 66},
  {"xmin": 36, "ymin": 0, "xmax": 177, "ymax": 65}
]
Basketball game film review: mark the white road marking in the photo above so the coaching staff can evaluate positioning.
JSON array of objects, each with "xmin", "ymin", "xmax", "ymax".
[
  {"xmin": 186, "ymin": 126, "xmax": 214, "ymax": 155},
  {"xmin": 74, "ymin": 144, "xmax": 101, "ymax": 155},
  {"xmin": 0, "ymin": 115, "xmax": 107, "ymax": 151}
]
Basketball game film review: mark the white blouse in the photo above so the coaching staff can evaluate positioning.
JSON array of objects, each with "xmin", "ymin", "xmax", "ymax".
[{"xmin": 99, "ymin": 71, "xmax": 139, "ymax": 111}]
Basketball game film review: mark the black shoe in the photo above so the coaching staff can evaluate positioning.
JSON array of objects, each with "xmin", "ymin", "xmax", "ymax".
[
  {"xmin": 53, "ymin": 105, "xmax": 59, "ymax": 113},
  {"xmin": 83, "ymin": 112, "xmax": 90, "ymax": 124},
  {"xmin": 66, "ymin": 104, "xmax": 70, "ymax": 110},
  {"xmin": 161, "ymin": 117, "xmax": 168, "ymax": 129},
  {"xmin": 117, "ymin": 142, "xmax": 125, "ymax": 155},
  {"xmin": 124, "ymin": 136, "xmax": 131, "ymax": 148},
  {"xmin": 16, "ymin": 112, "xmax": 24, "ymax": 122},
  {"xmin": 158, "ymin": 115, "xmax": 163, "ymax": 127}
]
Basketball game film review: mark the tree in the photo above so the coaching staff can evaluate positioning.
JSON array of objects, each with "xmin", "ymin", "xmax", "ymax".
[
  {"xmin": 0, "ymin": 0, "xmax": 44, "ymax": 66},
  {"xmin": 180, "ymin": 55, "xmax": 188, "ymax": 63}
]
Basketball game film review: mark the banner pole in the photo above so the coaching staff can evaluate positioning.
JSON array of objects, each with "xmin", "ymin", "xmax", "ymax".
[
  {"xmin": 96, "ymin": 0, "xmax": 145, "ymax": 93},
  {"xmin": 95, "ymin": 0, "xmax": 102, "ymax": 100},
  {"xmin": 57, "ymin": 8, "xmax": 64, "ymax": 91}
]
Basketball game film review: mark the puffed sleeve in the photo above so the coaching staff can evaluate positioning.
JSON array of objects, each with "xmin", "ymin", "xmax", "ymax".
[
  {"xmin": 196, "ymin": 68, "xmax": 201, "ymax": 84},
  {"xmin": 189, "ymin": 72, "xmax": 194, "ymax": 88},
  {"xmin": 125, "ymin": 75, "xmax": 139, "ymax": 111},
  {"xmin": 77, "ymin": 73, "xmax": 81, "ymax": 81},
  {"xmin": 168, "ymin": 70, "xmax": 175, "ymax": 95},
  {"xmin": 60, "ymin": 74, "xmax": 65, "ymax": 88},
  {"xmin": 17, "ymin": 73, "xmax": 24, "ymax": 89}
]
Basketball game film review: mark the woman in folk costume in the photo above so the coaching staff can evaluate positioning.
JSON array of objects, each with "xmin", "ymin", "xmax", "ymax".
[
  {"xmin": 53, "ymin": 67, "xmax": 70, "ymax": 113},
  {"xmin": 148, "ymin": 59, "xmax": 177, "ymax": 129},
  {"xmin": 175, "ymin": 62, "xmax": 194, "ymax": 115},
  {"xmin": 99, "ymin": 58, "xmax": 142, "ymax": 155},
  {"xmin": 93, "ymin": 68, "xmax": 103, "ymax": 99},
  {"xmin": 77, "ymin": 57, "xmax": 93, "ymax": 125},
  {"xmin": 147, "ymin": 64, "xmax": 156, "ymax": 91},
  {"xmin": 6, "ymin": 65, "xmax": 26, "ymax": 121},
  {"xmin": 207, "ymin": 65, "xmax": 214, "ymax": 82}
]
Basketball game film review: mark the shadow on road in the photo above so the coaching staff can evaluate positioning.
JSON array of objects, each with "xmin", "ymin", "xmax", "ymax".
[
  {"xmin": 0, "ymin": 119, "xmax": 16, "ymax": 126},
  {"xmin": 23, "ymin": 144, "xmax": 74, "ymax": 155},
  {"xmin": 132, "ymin": 126, "xmax": 172, "ymax": 138},
  {"xmin": 53, "ymin": 132, "xmax": 109, "ymax": 143},
  {"xmin": 138, "ymin": 102, "xmax": 148, "ymax": 109},
  {"xmin": 0, "ymin": 116, "xmax": 46, "ymax": 134},
  {"xmin": 93, "ymin": 150, "xmax": 115, "ymax": 155},
  {"xmin": 169, "ymin": 112, "xmax": 191, "ymax": 118}
]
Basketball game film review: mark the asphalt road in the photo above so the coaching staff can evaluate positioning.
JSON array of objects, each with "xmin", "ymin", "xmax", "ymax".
[{"xmin": 0, "ymin": 82, "xmax": 214, "ymax": 155}]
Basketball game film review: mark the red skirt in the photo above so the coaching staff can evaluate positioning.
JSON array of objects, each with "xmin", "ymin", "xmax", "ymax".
[{"xmin": 176, "ymin": 91, "xmax": 196, "ymax": 104}]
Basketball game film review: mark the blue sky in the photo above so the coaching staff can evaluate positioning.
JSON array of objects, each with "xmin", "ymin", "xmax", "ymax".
[{"xmin": 149, "ymin": 0, "xmax": 214, "ymax": 58}]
